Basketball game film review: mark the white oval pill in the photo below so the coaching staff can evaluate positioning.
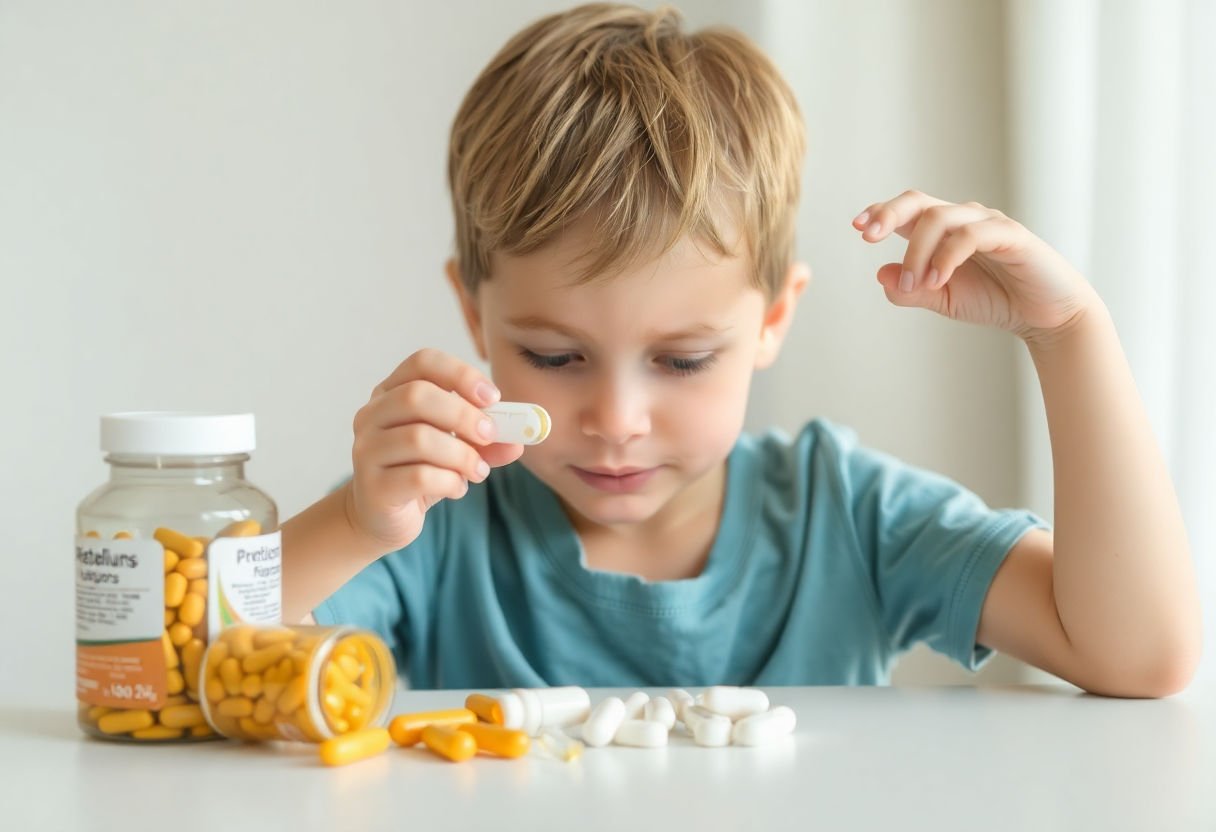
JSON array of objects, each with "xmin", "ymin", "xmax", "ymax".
[
  {"xmin": 581, "ymin": 696, "xmax": 626, "ymax": 747},
  {"xmin": 484, "ymin": 402, "xmax": 551, "ymax": 445},
  {"xmin": 701, "ymin": 686, "xmax": 770, "ymax": 720},
  {"xmin": 684, "ymin": 705, "xmax": 732, "ymax": 747},
  {"xmin": 535, "ymin": 686, "xmax": 591, "ymax": 728},
  {"xmin": 622, "ymin": 690, "xmax": 650, "ymax": 720},
  {"xmin": 732, "ymin": 705, "xmax": 797, "ymax": 746},
  {"xmin": 667, "ymin": 688, "xmax": 694, "ymax": 723},
  {"xmin": 614, "ymin": 719, "xmax": 669, "ymax": 748},
  {"xmin": 643, "ymin": 696, "xmax": 676, "ymax": 730}
]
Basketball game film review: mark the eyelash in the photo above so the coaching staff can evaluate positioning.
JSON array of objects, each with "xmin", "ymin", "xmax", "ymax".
[{"xmin": 517, "ymin": 349, "xmax": 718, "ymax": 377}]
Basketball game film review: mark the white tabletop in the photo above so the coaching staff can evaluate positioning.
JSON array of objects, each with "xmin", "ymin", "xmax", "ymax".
[{"xmin": 3, "ymin": 684, "xmax": 1212, "ymax": 831}]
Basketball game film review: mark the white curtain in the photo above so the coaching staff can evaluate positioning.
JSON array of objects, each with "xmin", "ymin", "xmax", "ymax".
[{"xmin": 1006, "ymin": 0, "xmax": 1216, "ymax": 684}]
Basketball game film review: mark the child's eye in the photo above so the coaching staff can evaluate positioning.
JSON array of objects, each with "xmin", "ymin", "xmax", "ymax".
[
  {"xmin": 519, "ymin": 349, "xmax": 578, "ymax": 370},
  {"xmin": 661, "ymin": 354, "xmax": 717, "ymax": 376}
]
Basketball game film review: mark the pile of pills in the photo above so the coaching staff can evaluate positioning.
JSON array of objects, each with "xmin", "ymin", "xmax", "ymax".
[
  {"xmin": 319, "ymin": 685, "xmax": 796, "ymax": 767},
  {"xmin": 78, "ymin": 521, "xmax": 261, "ymax": 742}
]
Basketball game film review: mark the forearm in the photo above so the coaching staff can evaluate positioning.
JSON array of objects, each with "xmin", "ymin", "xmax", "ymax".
[
  {"xmin": 1028, "ymin": 297, "xmax": 1202, "ymax": 685},
  {"xmin": 281, "ymin": 483, "xmax": 386, "ymax": 624}
]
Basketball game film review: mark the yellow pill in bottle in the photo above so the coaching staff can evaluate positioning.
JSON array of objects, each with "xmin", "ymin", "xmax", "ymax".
[{"xmin": 199, "ymin": 624, "xmax": 396, "ymax": 744}]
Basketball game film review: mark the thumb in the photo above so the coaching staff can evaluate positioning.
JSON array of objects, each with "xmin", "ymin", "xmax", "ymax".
[{"xmin": 876, "ymin": 262, "xmax": 948, "ymax": 316}]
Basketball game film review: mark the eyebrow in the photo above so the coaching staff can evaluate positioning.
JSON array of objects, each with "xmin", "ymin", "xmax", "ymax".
[{"xmin": 504, "ymin": 315, "xmax": 730, "ymax": 341}]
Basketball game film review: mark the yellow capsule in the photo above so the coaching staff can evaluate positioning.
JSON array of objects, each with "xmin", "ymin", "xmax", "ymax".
[
  {"xmin": 388, "ymin": 709, "xmax": 477, "ymax": 748},
  {"xmin": 205, "ymin": 677, "xmax": 226, "ymax": 704},
  {"xmin": 457, "ymin": 722, "xmax": 530, "ymax": 758},
  {"xmin": 206, "ymin": 639, "xmax": 228, "ymax": 669},
  {"xmin": 86, "ymin": 705, "xmax": 112, "ymax": 722},
  {"xmin": 242, "ymin": 642, "xmax": 290, "ymax": 674},
  {"xmin": 344, "ymin": 703, "xmax": 367, "ymax": 730},
  {"xmin": 166, "ymin": 670, "xmax": 184, "ymax": 695},
  {"xmin": 154, "ymin": 527, "xmax": 204, "ymax": 559},
  {"xmin": 158, "ymin": 704, "xmax": 205, "ymax": 729},
  {"xmin": 422, "ymin": 725, "xmax": 477, "ymax": 763},
  {"xmin": 219, "ymin": 657, "xmax": 243, "ymax": 696},
  {"xmin": 324, "ymin": 664, "xmax": 371, "ymax": 708},
  {"xmin": 175, "ymin": 557, "xmax": 207, "ymax": 580},
  {"xmin": 190, "ymin": 723, "xmax": 216, "ymax": 738},
  {"xmin": 219, "ymin": 518, "xmax": 262, "ymax": 537},
  {"xmin": 217, "ymin": 696, "xmax": 254, "ymax": 718},
  {"xmin": 85, "ymin": 530, "xmax": 101, "ymax": 538},
  {"xmin": 261, "ymin": 679, "xmax": 286, "ymax": 706},
  {"xmin": 177, "ymin": 592, "xmax": 205, "ymax": 627},
  {"xmin": 182, "ymin": 639, "xmax": 204, "ymax": 692},
  {"xmin": 113, "ymin": 531, "xmax": 133, "ymax": 540},
  {"xmin": 277, "ymin": 675, "xmax": 308, "ymax": 715},
  {"xmin": 252, "ymin": 627, "xmax": 295, "ymax": 648},
  {"xmin": 168, "ymin": 622, "xmax": 192, "ymax": 647},
  {"xmin": 132, "ymin": 725, "xmax": 183, "ymax": 740},
  {"xmin": 318, "ymin": 727, "xmax": 390, "ymax": 767},
  {"xmin": 291, "ymin": 651, "xmax": 311, "ymax": 674},
  {"xmin": 253, "ymin": 697, "xmax": 277, "ymax": 724},
  {"xmin": 98, "ymin": 709, "xmax": 154, "ymax": 735},
  {"xmin": 225, "ymin": 626, "xmax": 256, "ymax": 659},
  {"xmin": 240, "ymin": 673, "xmax": 263, "ymax": 699},
  {"xmin": 238, "ymin": 717, "xmax": 280, "ymax": 741},
  {"xmin": 164, "ymin": 572, "xmax": 187, "ymax": 608},
  {"xmin": 188, "ymin": 578, "xmax": 207, "ymax": 596},
  {"xmin": 163, "ymin": 548, "xmax": 180, "ymax": 574},
  {"xmin": 335, "ymin": 653, "xmax": 362, "ymax": 681},
  {"xmin": 161, "ymin": 632, "xmax": 180, "ymax": 669},
  {"xmin": 464, "ymin": 693, "xmax": 504, "ymax": 725},
  {"xmin": 162, "ymin": 695, "xmax": 189, "ymax": 707}
]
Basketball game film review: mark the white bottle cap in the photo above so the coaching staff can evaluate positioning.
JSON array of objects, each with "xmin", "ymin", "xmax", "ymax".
[{"xmin": 100, "ymin": 412, "xmax": 257, "ymax": 456}]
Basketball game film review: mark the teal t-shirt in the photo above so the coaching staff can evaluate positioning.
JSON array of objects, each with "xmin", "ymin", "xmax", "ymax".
[{"xmin": 313, "ymin": 418, "xmax": 1047, "ymax": 688}]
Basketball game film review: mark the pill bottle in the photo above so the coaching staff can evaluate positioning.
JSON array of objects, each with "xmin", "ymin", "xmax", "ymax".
[
  {"xmin": 75, "ymin": 412, "xmax": 281, "ymax": 742},
  {"xmin": 199, "ymin": 624, "xmax": 396, "ymax": 742}
]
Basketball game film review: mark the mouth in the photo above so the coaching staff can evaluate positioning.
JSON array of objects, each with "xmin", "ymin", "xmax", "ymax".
[{"xmin": 571, "ymin": 465, "xmax": 660, "ymax": 493}]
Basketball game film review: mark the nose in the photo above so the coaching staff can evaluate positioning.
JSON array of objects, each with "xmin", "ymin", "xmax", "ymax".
[{"xmin": 579, "ymin": 374, "xmax": 651, "ymax": 445}]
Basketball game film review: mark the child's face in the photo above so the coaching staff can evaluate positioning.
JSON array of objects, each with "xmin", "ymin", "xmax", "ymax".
[{"xmin": 451, "ymin": 222, "xmax": 805, "ymax": 533}]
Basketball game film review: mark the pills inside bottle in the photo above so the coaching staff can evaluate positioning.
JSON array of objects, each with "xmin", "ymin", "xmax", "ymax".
[
  {"xmin": 75, "ymin": 412, "xmax": 281, "ymax": 742},
  {"xmin": 199, "ymin": 624, "xmax": 396, "ymax": 742}
]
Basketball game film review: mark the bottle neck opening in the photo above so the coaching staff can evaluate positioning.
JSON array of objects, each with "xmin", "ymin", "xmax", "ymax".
[{"xmin": 105, "ymin": 453, "xmax": 249, "ymax": 481}]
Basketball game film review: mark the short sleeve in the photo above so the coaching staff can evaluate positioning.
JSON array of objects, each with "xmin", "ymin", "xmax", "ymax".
[{"xmin": 825, "ymin": 424, "xmax": 1048, "ymax": 670}]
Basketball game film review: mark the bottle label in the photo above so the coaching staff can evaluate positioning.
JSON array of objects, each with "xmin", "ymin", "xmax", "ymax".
[
  {"xmin": 207, "ymin": 531, "xmax": 282, "ymax": 631},
  {"xmin": 75, "ymin": 537, "xmax": 167, "ymax": 708}
]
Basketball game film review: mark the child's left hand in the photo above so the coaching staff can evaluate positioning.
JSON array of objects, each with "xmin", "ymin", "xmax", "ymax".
[{"xmin": 853, "ymin": 190, "xmax": 1100, "ymax": 343}]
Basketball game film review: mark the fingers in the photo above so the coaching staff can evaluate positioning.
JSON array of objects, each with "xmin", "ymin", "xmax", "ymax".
[
  {"xmin": 852, "ymin": 189, "xmax": 951, "ymax": 242},
  {"xmin": 373, "ymin": 348, "xmax": 500, "ymax": 408},
  {"xmin": 853, "ymin": 191, "xmax": 1004, "ymax": 292},
  {"xmin": 356, "ymin": 423, "xmax": 492, "ymax": 486},
  {"xmin": 926, "ymin": 215, "xmax": 1021, "ymax": 288}
]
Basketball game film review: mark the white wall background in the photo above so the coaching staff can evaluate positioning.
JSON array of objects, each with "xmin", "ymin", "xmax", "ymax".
[{"xmin": 1, "ymin": 0, "xmax": 1037, "ymax": 708}]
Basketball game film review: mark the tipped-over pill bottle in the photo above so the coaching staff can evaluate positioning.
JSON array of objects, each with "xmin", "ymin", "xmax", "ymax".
[
  {"xmin": 75, "ymin": 412, "xmax": 282, "ymax": 742},
  {"xmin": 199, "ymin": 624, "xmax": 396, "ymax": 741}
]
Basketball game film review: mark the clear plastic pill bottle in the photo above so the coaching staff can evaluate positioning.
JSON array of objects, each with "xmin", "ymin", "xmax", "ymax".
[
  {"xmin": 75, "ymin": 412, "xmax": 282, "ymax": 742},
  {"xmin": 199, "ymin": 624, "xmax": 396, "ymax": 742}
]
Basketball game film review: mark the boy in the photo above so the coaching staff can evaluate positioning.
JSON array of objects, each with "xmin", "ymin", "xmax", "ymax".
[{"xmin": 282, "ymin": 3, "xmax": 1201, "ymax": 696}]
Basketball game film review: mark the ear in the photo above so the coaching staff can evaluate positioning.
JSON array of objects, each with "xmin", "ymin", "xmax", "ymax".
[
  {"xmin": 445, "ymin": 258, "xmax": 488, "ymax": 360},
  {"xmin": 754, "ymin": 261, "xmax": 811, "ymax": 370}
]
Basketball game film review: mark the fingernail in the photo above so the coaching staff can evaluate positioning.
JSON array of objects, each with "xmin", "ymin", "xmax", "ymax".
[
  {"xmin": 899, "ymin": 270, "xmax": 915, "ymax": 293},
  {"xmin": 475, "ymin": 381, "xmax": 500, "ymax": 405},
  {"xmin": 475, "ymin": 460, "xmax": 490, "ymax": 480},
  {"xmin": 478, "ymin": 418, "xmax": 496, "ymax": 440},
  {"xmin": 867, "ymin": 221, "xmax": 882, "ymax": 238},
  {"xmin": 927, "ymin": 268, "xmax": 939, "ymax": 288},
  {"xmin": 854, "ymin": 211, "xmax": 870, "ymax": 226}
]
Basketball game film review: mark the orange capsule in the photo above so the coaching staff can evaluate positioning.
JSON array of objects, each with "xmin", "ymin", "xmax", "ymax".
[
  {"xmin": 457, "ymin": 722, "xmax": 530, "ymax": 758},
  {"xmin": 464, "ymin": 693, "xmax": 504, "ymax": 725},
  {"xmin": 319, "ymin": 728, "xmax": 391, "ymax": 766},
  {"xmin": 388, "ymin": 708, "xmax": 477, "ymax": 747},
  {"xmin": 421, "ymin": 725, "xmax": 477, "ymax": 763}
]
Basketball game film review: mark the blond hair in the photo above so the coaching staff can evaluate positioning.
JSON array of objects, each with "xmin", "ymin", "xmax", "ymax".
[{"xmin": 448, "ymin": 3, "xmax": 805, "ymax": 298}]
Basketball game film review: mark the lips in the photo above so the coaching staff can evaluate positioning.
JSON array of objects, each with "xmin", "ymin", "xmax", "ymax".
[{"xmin": 571, "ymin": 465, "xmax": 659, "ymax": 493}]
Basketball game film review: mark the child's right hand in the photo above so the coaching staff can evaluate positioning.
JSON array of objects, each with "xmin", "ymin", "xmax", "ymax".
[{"xmin": 344, "ymin": 348, "xmax": 525, "ymax": 554}]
